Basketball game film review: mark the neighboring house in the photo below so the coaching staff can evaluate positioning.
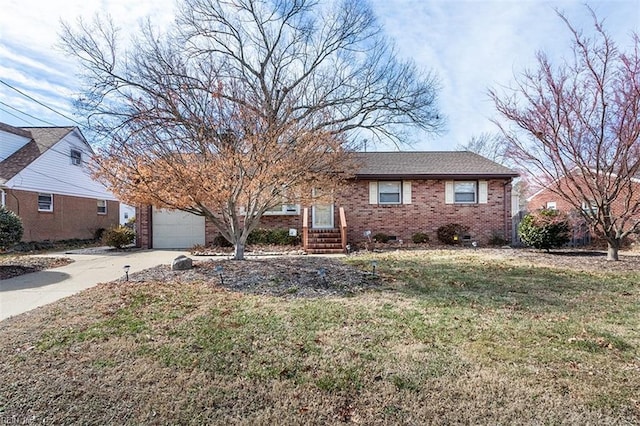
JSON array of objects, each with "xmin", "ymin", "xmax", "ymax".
[
  {"xmin": 137, "ymin": 151, "xmax": 518, "ymax": 252},
  {"xmin": 526, "ymin": 172, "xmax": 640, "ymax": 244},
  {"xmin": 120, "ymin": 203, "xmax": 136, "ymax": 225},
  {"xmin": 527, "ymin": 172, "xmax": 640, "ymax": 216},
  {"xmin": 0, "ymin": 122, "xmax": 119, "ymax": 241}
]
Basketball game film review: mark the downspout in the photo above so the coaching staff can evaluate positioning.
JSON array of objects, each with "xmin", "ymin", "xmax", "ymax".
[{"xmin": 503, "ymin": 179, "xmax": 511, "ymax": 243}]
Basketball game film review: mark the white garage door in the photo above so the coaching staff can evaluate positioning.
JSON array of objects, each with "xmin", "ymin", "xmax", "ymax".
[{"xmin": 152, "ymin": 208, "xmax": 205, "ymax": 249}]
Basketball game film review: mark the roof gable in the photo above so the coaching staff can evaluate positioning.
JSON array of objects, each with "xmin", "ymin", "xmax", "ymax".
[
  {"xmin": 352, "ymin": 151, "xmax": 518, "ymax": 179},
  {"xmin": 0, "ymin": 125, "xmax": 75, "ymax": 183}
]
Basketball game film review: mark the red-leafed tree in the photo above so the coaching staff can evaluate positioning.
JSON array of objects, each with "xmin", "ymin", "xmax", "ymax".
[
  {"xmin": 490, "ymin": 8, "xmax": 640, "ymax": 260},
  {"xmin": 60, "ymin": 0, "xmax": 443, "ymax": 259}
]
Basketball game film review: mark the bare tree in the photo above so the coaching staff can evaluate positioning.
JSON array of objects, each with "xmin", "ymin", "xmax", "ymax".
[
  {"xmin": 456, "ymin": 132, "xmax": 508, "ymax": 164},
  {"xmin": 490, "ymin": 8, "xmax": 640, "ymax": 260},
  {"xmin": 59, "ymin": 0, "xmax": 443, "ymax": 259}
]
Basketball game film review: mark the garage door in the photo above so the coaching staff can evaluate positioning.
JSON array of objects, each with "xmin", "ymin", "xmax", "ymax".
[{"xmin": 152, "ymin": 208, "xmax": 205, "ymax": 249}]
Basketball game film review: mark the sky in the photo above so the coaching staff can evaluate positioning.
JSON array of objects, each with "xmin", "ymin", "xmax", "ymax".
[{"xmin": 0, "ymin": 0, "xmax": 638, "ymax": 151}]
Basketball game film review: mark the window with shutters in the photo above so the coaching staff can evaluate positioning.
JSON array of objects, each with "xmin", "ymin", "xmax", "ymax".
[
  {"xmin": 369, "ymin": 181, "xmax": 412, "ymax": 205},
  {"xmin": 445, "ymin": 180, "xmax": 488, "ymax": 204}
]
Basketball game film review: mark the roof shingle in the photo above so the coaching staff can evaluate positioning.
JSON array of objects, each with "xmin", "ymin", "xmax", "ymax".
[{"xmin": 352, "ymin": 151, "xmax": 518, "ymax": 178}]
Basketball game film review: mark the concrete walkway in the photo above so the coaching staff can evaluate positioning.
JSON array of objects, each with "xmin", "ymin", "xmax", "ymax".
[{"xmin": 0, "ymin": 249, "xmax": 193, "ymax": 321}]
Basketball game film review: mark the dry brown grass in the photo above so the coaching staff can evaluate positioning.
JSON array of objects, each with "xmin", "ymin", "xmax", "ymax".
[{"xmin": 0, "ymin": 249, "xmax": 638, "ymax": 424}]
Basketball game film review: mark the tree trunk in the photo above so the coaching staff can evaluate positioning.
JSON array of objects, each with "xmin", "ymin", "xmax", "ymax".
[
  {"xmin": 606, "ymin": 240, "xmax": 620, "ymax": 261},
  {"xmin": 233, "ymin": 241, "xmax": 245, "ymax": 260}
]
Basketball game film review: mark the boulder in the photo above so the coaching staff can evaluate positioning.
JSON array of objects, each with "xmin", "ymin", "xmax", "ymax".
[{"xmin": 171, "ymin": 255, "xmax": 193, "ymax": 271}]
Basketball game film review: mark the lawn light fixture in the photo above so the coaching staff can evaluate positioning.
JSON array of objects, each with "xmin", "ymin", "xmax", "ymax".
[
  {"xmin": 472, "ymin": 241, "xmax": 478, "ymax": 250},
  {"xmin": 214, "ymin": 265, "xmax": 224, "ymax": 285},
  {"xmin": 123, "ymin": 265, "xmax": 131, "ymax": 281},
  {"xmin": 371, "ymin": 260, "xmax": 378, "ymax": 276},
  {"xmin": 317, "ymin": 267, "xmax": 327, "ymax": 282}
]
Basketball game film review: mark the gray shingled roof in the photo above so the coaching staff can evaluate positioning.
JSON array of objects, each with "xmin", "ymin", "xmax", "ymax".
[
  {"xmin": 352, "ymin": 151, "xmax": 518, "ymax": 178},
  {"xmin": 0, "ymin": 125, "xmax": 75, "ymax": 183}
]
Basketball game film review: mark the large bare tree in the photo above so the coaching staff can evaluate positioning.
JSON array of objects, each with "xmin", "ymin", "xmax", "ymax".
[
  {"xmin": 60, "ymin": 0, "xmax": 443, "ymax": 259},
  {"xmin": 490, "ymin": 8, "xmax": 640, "ymax": 260}
]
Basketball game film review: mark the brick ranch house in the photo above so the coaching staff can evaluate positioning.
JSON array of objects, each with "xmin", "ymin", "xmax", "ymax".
[
  {"xmin": 137, "ymin": 151, "xmax": 518, "ymax": 252},
  {"xmin": 0, "ymin": 122, "xmax": 119, "ymax": 242}
]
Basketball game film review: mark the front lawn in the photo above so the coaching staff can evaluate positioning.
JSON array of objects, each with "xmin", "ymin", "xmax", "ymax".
[{"xmin": 0, "ymin": 250, "xmax": 638, "ymax": 424}]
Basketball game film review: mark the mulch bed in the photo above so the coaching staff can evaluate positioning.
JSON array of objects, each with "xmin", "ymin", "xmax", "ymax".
[{"xmin": 128, "ymin": 256, "xmax": 381, "ymax": 298}]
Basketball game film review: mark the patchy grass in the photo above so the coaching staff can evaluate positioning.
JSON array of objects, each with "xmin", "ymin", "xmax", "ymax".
[{"xmin": 0, "ymin": 250, "xmax": 638, "ymax": 424}]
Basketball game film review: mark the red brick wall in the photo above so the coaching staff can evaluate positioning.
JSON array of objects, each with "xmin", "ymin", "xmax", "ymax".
[
  {"xmin": 334, "ymin": 179, "xmax": 512, "ymax": 245},
  {"xmin": 527, "ymin": 176, "xmax": 640, "ymax": 231},
  {"xmin": 137, "ymin": 178, "xmax": 514, "ymax": 248},
  {"xmin": 3, "ymin": 189, "xmax": 119, "ymax": 241}
]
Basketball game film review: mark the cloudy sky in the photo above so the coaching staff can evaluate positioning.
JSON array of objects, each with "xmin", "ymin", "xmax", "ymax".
[{"xmin": 0, "ymin": 0, "xmax": 638, "ymax": 151}]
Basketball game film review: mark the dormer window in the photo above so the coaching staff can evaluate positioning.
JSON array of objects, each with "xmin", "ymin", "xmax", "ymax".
[{"xmin": 70, "ymin": 149, "xmax": 82, "ymax": 166}]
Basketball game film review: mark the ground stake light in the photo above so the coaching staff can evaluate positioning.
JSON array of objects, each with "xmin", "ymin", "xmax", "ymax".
[
  {"xmin": 123, "ymin": 265, "xmax": 130, "ymax": 281},
  {"xmin": 215, "ymin": 265, "xmax": 224, "ymax": 285},
  {"xmin": 371, "ymin": 260, "xmax": 378, "ymax": 276}
]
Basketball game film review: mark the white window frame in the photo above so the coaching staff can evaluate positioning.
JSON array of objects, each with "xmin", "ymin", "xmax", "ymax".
[
  {"xmin": 546, "ymin": 201, "xmax": 557, "ymax": 210},
  {"xmin": 378, "ymin": 181, "xmax": 402, "ymax": 205},
  {"xmin": 70, "ymin": 149, "xmax": 82, "ymax": 166},
  {"xmin": 97, "ymin": 199, "xmax": 107, "ymax": 215},
  {"xmin": 369, "ymin": 181, "xmax": 412, "ymax": 205},
  {"xmin": 263, "ymin": 203, "xmax": 300, "ymax": 215},
  {"xmin": 582, "ymin": 200, "xmax": 598, "ymax": 214},
  {"xmin": 454, "ymin": 181, "xmax": 477, "ymax": 204},
  {"xmin": 38, "ymin": 193, "xmax": 53, "ymax": 212}
]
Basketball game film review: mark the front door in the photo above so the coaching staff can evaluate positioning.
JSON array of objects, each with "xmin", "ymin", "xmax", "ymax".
[{"xmin": 312, "ymin": 204, "xmax": 334, "ymax": 229}]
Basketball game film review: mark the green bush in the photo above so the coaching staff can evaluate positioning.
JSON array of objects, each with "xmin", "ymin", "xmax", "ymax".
[
  {"xmin": 437, "ymin": 223, "xmax": 470, "ymax": 245},
  {"xmin": 412, "ymin": 232, "xmax": 429, "ymax": 244},
  {"xmin": 102, "ymin": 225, "xmax": 135, "ymax": 249},
  {"xmin": 247, "ymin": 228, "xmax": 299, "ymax": 246},
  {"xmin": 0, "ymin": 206, "xmax": 23, "ymax": 249},
  {"xmin": 518, "ymin": 208, "xmax": 570, "ymax": 251}
]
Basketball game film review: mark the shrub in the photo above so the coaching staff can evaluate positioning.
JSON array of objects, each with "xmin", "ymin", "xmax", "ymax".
[
  {"xmin": 412, "ymin": 232, "xmax": 429, "ymax": 244},
  {"xmin": 373, "ymin": 233, "xmax": 391, "ymax": 243},
  {"xmin": 488, "ymin": 232, "xmax": 508, "ymax": 246},
  {"xmin": 518, "ymin": 208, "xmax": 570, "ymax": 251},
  {"xmin": 247, "ymin": 228, "xmax": 299, "ymax": 246},
  {"xmin": 0, "ymin": 206, "xmax": 23, "ymax": 249},
  {"xmin": 102, "ymin": 225, "xmax": 135, "ymax": 249},
  {"xmin": 437, "ymin": 223, "xmax": 470, "ymax": 245},
  {"xmin": 93, "ymin": 228, "xmax": 106, "ymax": 241},
  {"xmin": 213, "ymin": 234, "xmax": 233, "ymax": 247}
]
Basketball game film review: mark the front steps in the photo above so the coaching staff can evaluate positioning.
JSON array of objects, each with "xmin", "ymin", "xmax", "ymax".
[{"xmin": 306, "ymin": 229, "xmax": 345, "ymax": 254}]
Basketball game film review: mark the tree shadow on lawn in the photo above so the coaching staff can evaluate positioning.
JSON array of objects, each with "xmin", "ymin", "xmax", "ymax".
[{"xmin": 383, "ymin": 260, "xmax": 629, "ymax": 312}]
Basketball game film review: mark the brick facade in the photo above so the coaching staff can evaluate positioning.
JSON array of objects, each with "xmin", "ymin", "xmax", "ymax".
[
  {"xmin": 3, "ymin": 189, "xmax": 119, "ymax": 241},
  {"xmin": 336, "ymin": 179, "xmax": 512, "ymax": 245},
  {"xmin": 137, "ymin": 177, "xmax": 514, "ymax": 248}
]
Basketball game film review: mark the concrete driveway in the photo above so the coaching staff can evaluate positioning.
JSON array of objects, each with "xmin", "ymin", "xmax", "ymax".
[{"xmin": 0, "ymin": 249, "xmax": 195, "ymax": 321}]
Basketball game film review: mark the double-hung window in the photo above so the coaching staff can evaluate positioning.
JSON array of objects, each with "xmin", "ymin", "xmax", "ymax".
[
  {"xmin": 445, "ymin": 180, "xmax": 488, "ymax": 204},
  {"xmin": 70, "ymin": 149, "xmax": 82, "ymax": 166},
  {"xmin": 378, "ymin": 181, "xmax": 402, "ymax": 204},
  {"xmin": 369, "ymin": 181, "xmax": 412, "ymax": 205},
  {"xmin": 38, "ymin": 193, "xmax": 53, "ymax": 212},
  {"xmin": 97, "ymin": 199, "xmax": 107, "ymax": 215},
  {"xmin": 454, "ymin": 181, "xmax": 477, "ymax": 203}
]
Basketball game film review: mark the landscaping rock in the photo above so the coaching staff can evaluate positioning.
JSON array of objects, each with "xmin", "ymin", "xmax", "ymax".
[{"xmin": 171, "ymin": 255, "xmax": 193, "ymax": 271}]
